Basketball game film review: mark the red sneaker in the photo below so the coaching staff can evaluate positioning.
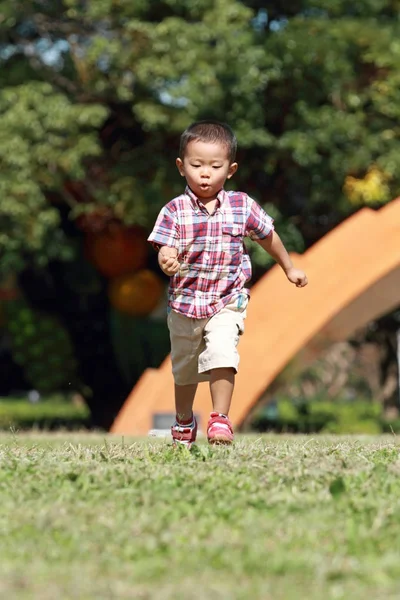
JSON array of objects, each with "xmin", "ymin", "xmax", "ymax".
[
  {"xmin": 207, "ymin": 412, "xmax": 234, "ymax": 445},
  {"xmin": 171, "ymin": 417, "xmax": 198, "ymax": 448}
]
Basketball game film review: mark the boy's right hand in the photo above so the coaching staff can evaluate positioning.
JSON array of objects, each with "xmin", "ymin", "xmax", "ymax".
[
  {"xmin": 158, "ymin": 247, "xmax": 180, "ymax": 276},
  {"xmin": 160, "ymin": 256, "xmax": 180, "ymax": 276}
]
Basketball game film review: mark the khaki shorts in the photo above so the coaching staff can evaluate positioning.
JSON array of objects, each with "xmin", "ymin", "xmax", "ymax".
[{"xmin": 167, "ymin": 294, "xmax": 248, "ymax": 386}]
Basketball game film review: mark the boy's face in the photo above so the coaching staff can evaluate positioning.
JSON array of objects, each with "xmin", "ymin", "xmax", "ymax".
[{"xmin": 176, "ymin": 140, "xmax": 238, "ymax": 200}]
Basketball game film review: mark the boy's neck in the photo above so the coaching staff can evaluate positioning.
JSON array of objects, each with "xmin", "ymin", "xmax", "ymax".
[
  {"xmin": 189, "ymin": 186, "xmax": 223, "ymax": 205},
  {"xmin": 199, "ymin": 195, "xmax": 217, "ymax": 205}
]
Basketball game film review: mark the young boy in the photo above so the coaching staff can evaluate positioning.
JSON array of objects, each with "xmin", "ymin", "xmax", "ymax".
[{"xmin": 148, "ymin": 121, "xmax": 308, "ymax": 447}]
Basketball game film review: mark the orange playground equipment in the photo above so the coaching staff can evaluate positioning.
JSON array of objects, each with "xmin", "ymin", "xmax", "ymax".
[{"xmin": 111, "ymin": 200, "xmax": 400, "ymax": 436}]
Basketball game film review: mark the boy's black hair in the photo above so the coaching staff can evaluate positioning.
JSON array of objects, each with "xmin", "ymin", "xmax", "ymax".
[{"xmin": 179, "ymin": 120, "xmax": 237, "ymax": 162}]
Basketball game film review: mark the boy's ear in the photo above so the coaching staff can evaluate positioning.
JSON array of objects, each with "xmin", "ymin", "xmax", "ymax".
[
  {"xmin": 227, "ymin": 162, "xmax": 238, "ymax": 179},
  {"xmin": 176, "ymin": 157, "xmax": 185, "ymax": 176}
]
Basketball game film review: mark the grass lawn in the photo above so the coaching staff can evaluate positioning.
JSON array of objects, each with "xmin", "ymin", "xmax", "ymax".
[{"xmin": 1, "ymin": 433, "xmax": 400, "ymax": 599}]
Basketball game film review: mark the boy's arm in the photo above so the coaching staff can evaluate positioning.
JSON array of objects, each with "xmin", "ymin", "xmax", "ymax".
[
  {"xmin": 257, "ymin": 231, "xmax": 308, "ymax": 288},
  {"xmin": 244, "ymin": 194, "xmax": 307, "ymax": 288},
  {"xmin": 158, "ymin": 245, "xmax": 180, "ymax": 276},
  {"xmin": 147, "ymin": 204, "xmax": 180, "ymax": 277}
]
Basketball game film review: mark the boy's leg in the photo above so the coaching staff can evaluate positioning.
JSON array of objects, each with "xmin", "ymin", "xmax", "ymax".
[
  {"xmin": 207, "ymin": 367, "xmax": 235, "ymax": 444},
  {"xmin": 171, "ymin": 383, "xmax": 198, "ymax": 447},
  {"xmin": 209, "ymin": 367, "xmax": 235, "ymax": 415},
  {"xmin": 175, "ymin": 383, "xmax": 198, "ymax": 423},
  {"xmin": 167, "ymin": 311, "xmax": 208, "ymax": 446},
  {"xmin": 199, "ymin": 295, "xmax": 248, "ymax": 444}
]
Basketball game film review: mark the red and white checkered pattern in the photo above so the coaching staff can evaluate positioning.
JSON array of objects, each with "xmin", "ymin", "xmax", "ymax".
[{"xmin": 148, "ymin": 187, "xmax": 274, "ymax": 319}]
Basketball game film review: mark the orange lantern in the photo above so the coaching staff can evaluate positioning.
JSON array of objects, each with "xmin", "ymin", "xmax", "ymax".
[
  {"xmin": 108, "ymin": 270, "xmax": 165, "ymax": 316},
  {"xmin": 85, "ymin": 224, "xmax": 148, "ymax": 278},
  {"xmin": 75, "ymin": 208, "xmax": 114, "ymax": 233}
]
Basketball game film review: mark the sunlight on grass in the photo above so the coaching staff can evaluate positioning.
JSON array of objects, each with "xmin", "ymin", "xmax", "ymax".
[{"xmin": 1, "ymin": 434, "xmax": 400, "ymax": 599}]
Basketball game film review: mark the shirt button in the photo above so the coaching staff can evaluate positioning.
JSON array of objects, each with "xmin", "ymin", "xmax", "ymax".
[{"xmin": 204, "ymin": 253, "xmax": 209, "ymax": 261}]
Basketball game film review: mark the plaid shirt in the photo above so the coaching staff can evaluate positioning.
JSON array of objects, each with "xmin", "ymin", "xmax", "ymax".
[{"xmin": 148, "ymin": 187, "xmax": 274, "ymax": 319}]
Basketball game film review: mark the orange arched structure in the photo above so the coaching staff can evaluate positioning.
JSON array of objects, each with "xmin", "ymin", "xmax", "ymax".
[{"xmin": 111, "ymin": 200, "xmax": 400, "ymax": 435}]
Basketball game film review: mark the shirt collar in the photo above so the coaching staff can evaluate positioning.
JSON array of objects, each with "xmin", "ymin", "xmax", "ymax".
[{"xmin": 185, "ymin": 186, "xmax": 227, "ymax": 213}]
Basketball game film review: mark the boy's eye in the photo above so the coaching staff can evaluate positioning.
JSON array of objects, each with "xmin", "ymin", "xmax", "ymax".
[
  {"xmin": 212, "ymin": 166, "xmax": 222, "ymax": 169},
  {"xmin": 191, "ymin": 164, "xmax": 201, "ymax": 168}
]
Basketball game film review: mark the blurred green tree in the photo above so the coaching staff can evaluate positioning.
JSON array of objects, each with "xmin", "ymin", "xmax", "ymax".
[
  {"xmin": 3, "ymin": 0, "xmax": 399, "ymax": 269},
  {"xmin": 1, "ymin": 0, "xmax": 399, "ymax": 425}
]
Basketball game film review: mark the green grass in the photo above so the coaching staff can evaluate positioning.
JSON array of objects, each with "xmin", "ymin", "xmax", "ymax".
[{"xmin": 1, "ymin": 433, "xmax": 400, "ymax": 599}]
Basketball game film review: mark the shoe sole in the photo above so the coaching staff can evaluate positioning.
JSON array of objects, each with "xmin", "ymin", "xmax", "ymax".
[
  {"xmin": 208, "ymin": 436, "xmax": 233, "ymax": 445},
  {"xmin": 172, "ymin": 440, "xmax": 194, "ymax": 449}
]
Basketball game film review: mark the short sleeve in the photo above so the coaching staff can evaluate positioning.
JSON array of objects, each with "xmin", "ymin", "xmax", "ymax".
[
  {"xmin": 147, "ymin": 205, "xmax": 180, "ymax": 250},
  {"xmin": 245, "ymin": 196, "xmax": 274, "ymax": 240}
]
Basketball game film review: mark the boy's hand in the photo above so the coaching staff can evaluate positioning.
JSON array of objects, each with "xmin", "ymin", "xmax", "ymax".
[
  {"xmin": 160, "ymin": 256, "xmax": 180, "ymax": 276},
  {"xmin": 286, "ymin": 267, "xmax": 308, "ymax": 288},
  {"xmin": 159, "ymin": 247, "xmax": 180, "ymax": 276}
]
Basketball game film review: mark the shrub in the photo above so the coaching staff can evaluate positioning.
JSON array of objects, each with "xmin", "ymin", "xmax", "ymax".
[
  {"xmin": 251, "ymin": 396, "xmax": 390, "ymax": 435},
  {"xmin": 0, "ymin": 395, "xmax": 90, "ymax": 430}
]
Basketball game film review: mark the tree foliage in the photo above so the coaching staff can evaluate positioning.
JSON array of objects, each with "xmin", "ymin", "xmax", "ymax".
[
  {"xmin": 1, "ymin": 0, "xmax": 399, "ymax": 275},
  {"xmin": 0, "ymin": 82, "xmax": 107, "ymax": 274},
  {"xmin": 1, "ymin": 1, "xmax": 399, "ymax": 423}
]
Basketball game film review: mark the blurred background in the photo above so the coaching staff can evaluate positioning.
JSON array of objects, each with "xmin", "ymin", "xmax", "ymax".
[{"xmin": 0, "ymin": 0, "xmax": 399, "ymax": 434}]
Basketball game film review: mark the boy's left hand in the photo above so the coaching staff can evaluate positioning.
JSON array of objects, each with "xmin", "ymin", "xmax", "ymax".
[{"xmin": 286, "ymin": 267, "xmax": 308, "ymax": 288}]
